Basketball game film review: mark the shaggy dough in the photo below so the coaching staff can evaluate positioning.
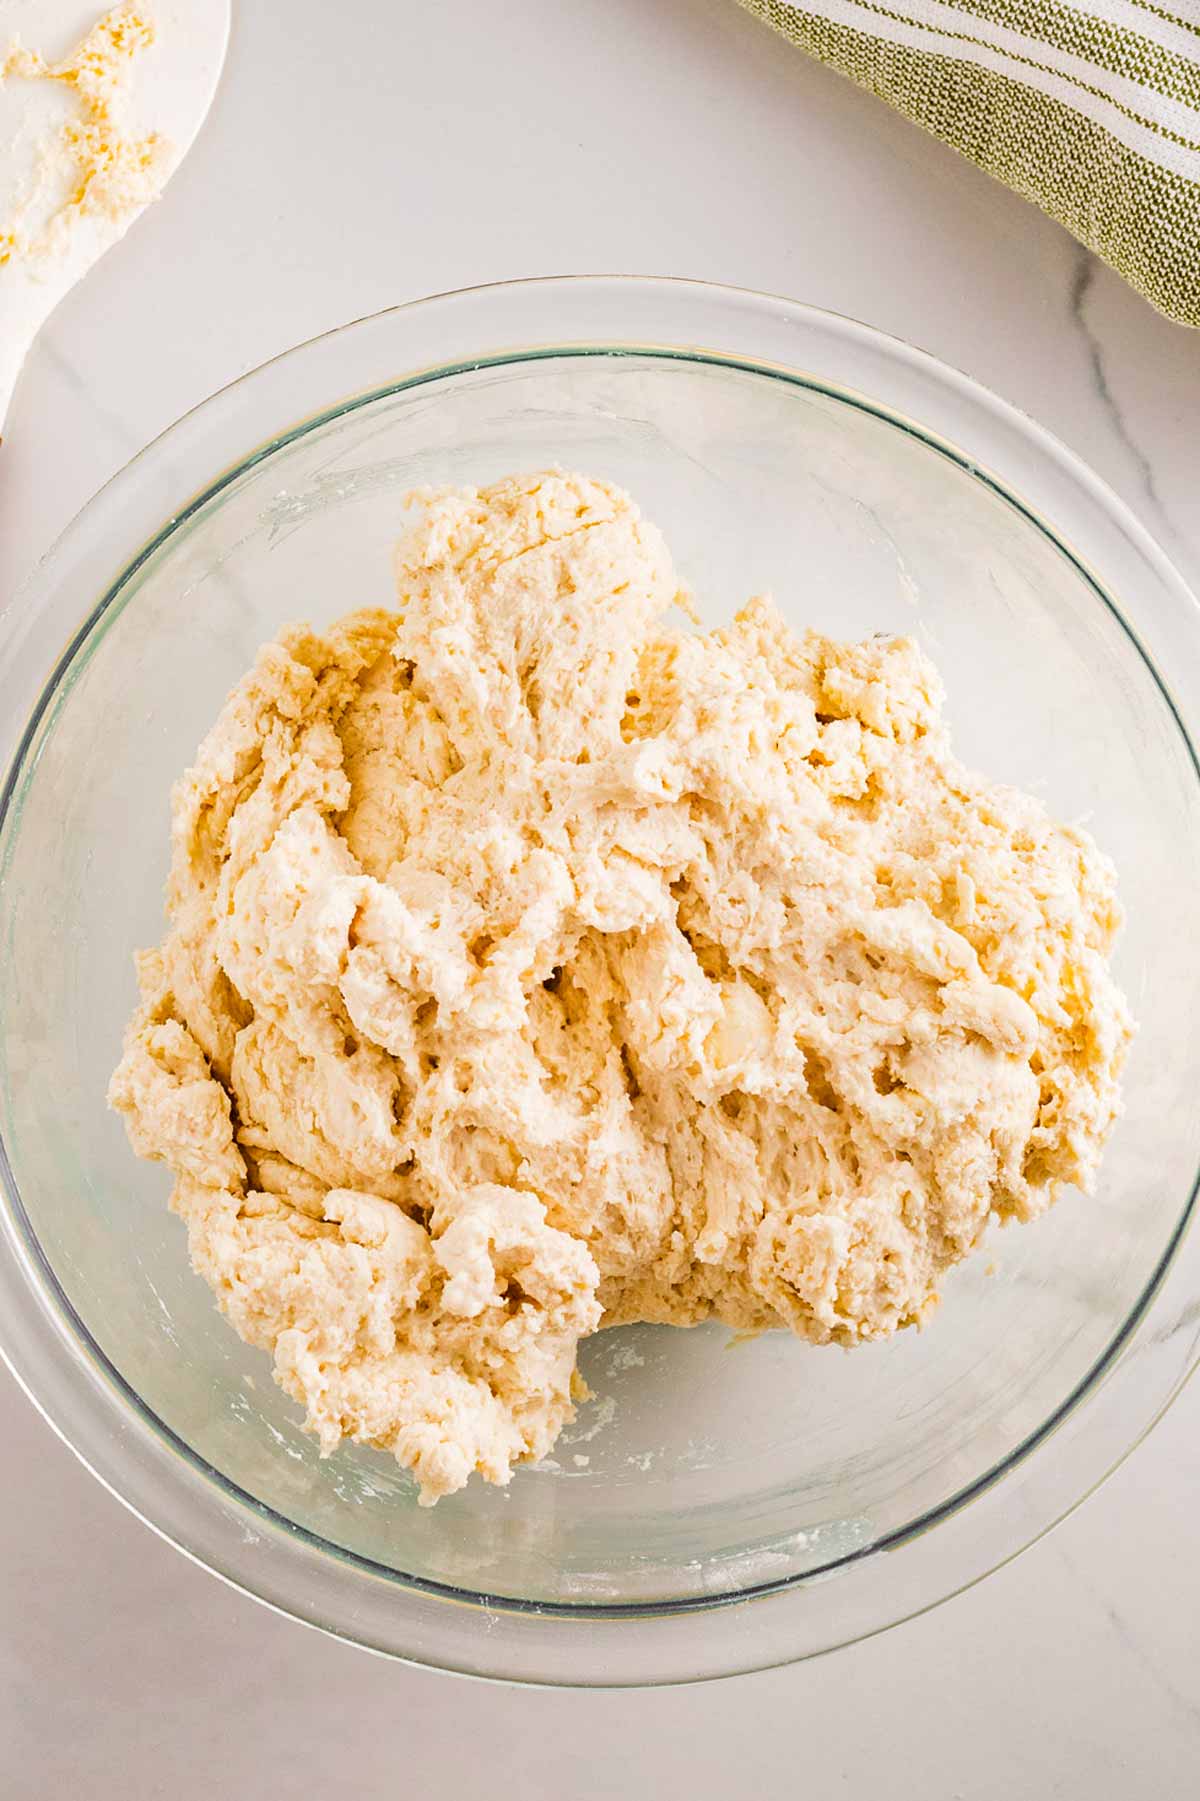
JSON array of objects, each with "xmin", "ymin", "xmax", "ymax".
[{"xmin": 109, "ymin": 470, "xmax": 1131, "ymax": 1504}]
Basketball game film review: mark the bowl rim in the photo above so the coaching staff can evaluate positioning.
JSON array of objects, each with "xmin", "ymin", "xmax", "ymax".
[{"xmin": 2, "ymin": 273, "xmax": 1200, "ymax": 1685}]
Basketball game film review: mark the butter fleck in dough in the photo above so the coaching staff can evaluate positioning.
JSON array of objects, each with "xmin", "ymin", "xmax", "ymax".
[{"xmin": 109, "ymin": 471, "xmax": 1132, "ymax": 1504}]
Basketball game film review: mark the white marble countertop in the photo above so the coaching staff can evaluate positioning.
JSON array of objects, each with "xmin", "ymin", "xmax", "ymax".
[{"xmin": 2, "ymin": 0, "xmax": 1199, "ymax": 1790}]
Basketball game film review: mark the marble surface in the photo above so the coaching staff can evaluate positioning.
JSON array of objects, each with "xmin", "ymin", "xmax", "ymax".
[{"xmin": 2, "ymin": 0, "xmax": 1199, "ymax": 1790}]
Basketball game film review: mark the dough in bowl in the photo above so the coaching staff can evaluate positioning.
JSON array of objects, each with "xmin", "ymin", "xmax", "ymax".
[{"xmin": 109, "ymin": 470, "xmax": 1132, "ymax": 1503}]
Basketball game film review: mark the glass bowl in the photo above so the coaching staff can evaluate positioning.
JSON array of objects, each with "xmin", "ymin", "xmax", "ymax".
[{"xmin": 2, "ymin": 277, "xmax": 1200, "ymax": 1687}]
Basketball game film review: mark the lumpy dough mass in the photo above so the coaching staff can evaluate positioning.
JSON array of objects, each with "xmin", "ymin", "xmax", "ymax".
[{"xmin": 109, "ymin": 471, "xmax": 1132, "ymax": 1504}]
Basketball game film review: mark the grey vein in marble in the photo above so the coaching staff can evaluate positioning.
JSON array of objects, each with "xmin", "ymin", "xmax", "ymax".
[
  {"xmin": 38, "ymin": 333, "xmax": 146, "ymax": 465},
  {"xmin": 1068, "ymin": 252, "xmax": 1181, "ymax": 561}
]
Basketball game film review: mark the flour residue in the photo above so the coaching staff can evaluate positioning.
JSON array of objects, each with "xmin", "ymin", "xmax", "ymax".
[{"xmin": 1, "ymin": 4, "xmax": 168, "ymax": 268}]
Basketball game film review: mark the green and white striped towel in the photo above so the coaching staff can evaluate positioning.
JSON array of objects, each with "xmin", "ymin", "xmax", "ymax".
[{"xmin": 741, "ymin": 0, "xmax": 1200, "ymax": 326}]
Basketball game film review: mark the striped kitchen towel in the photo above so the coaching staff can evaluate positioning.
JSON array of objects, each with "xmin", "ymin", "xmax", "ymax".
[{"xmin": 740, "ymin": 0, "xmax": 1200, "ymax": 326}]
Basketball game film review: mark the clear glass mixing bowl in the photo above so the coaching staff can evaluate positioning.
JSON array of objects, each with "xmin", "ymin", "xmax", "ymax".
[{"xmin": 2, "ymin": 278, "xmax": 1200, "ymax": 1686}]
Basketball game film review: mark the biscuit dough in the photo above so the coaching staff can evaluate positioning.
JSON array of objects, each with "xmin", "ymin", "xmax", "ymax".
[{"xmin": 109, "ymin": 471, "xmax": 1132, "ymax": 1503}]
